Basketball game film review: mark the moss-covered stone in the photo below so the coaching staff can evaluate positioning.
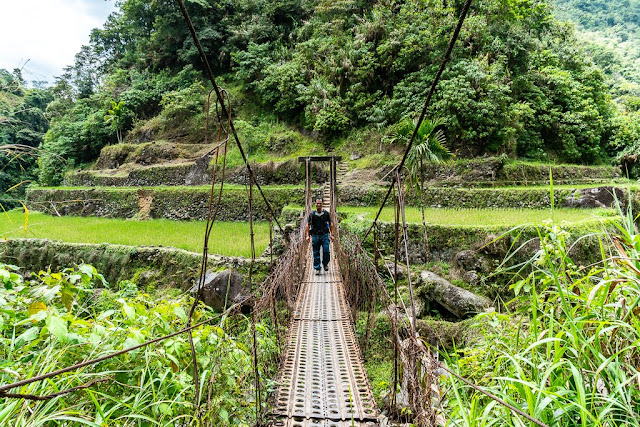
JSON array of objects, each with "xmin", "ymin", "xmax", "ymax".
[
  {"xmin": 420, "ymin": 157, "xmax": 620, "ymax": 187},
  {"xmin": 65, "ymin": 158, "xmax": 328, "ymax": 187},
  {"xmin": 338, "ymin": 184, "xmax": 640, "ymax": 210},
  {"xmin": 346, "ymin": 218, "xmax": 609, "ymax": 299},
  {"xmin": 0, "ymin": 238, "xmax": 268, "ymax": 290},
  {"xmin": 65, "ymin": 163, "xmax": 199, "ymax": 187},
  {"xmin": 27, "ymin": 186, "xmax": 305, "ymax": 221}
]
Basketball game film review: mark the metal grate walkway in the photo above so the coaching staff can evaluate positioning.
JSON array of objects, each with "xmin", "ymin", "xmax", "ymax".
[{"xmin": 269, "ymin": 244, "xmax": 378, "ymax": 426}]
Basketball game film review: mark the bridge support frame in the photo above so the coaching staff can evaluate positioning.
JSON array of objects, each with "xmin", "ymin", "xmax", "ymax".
[{"xmin": 298, "ymin": 156, "xmax": 341, "ymax": 214}]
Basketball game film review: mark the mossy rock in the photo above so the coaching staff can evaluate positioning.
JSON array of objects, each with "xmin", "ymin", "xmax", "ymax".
[{"xmin": 0, "ymin": 238, "xmax": 269, "ymax": 291}]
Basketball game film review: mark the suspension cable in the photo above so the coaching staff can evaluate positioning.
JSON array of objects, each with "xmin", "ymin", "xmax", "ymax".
[{"xmin": 175, "ymin": 0, "xmax": 282, "ymax": 231}]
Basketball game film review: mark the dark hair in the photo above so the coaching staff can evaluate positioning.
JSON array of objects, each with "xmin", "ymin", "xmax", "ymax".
[{"xmin": 316, "ymin": 198, "xmax": 323, "ymax": 203}]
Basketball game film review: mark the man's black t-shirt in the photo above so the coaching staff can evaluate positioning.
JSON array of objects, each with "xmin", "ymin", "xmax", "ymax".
[{"xmin": 308, "ymin": 209, "xmax": 331, "ymax": 235}]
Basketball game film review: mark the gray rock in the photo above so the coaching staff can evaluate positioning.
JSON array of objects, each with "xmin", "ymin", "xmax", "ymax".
[
  {"xmin": 463, "ymin": 270, "xmax": 480, "ymax": 285},
  {"xmin": 561, "ymin": 186, "xmax": 626, "ymax": 209},
  {"xmin": 191, "ymin": 269, "xmax": 248, "ymax": 311},
  {"xmin": 382, "ymin": 260, "xmax": 408, "ymax": 279},
  {"xmin": 453, "ymin": 250, "xmax": 479, "ymax": 271},
  {"xmin": 419, "ymin": 271, "xmax": 493, "ymax": 319},
  {"xmin": 184, "ymin": 155, "xmax": 211, "ymax": 186}
]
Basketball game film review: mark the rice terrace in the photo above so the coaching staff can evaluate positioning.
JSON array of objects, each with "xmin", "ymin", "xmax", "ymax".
[{"xmin": 1, "ymin": 0, "xmax": 640, "ymax": 426}]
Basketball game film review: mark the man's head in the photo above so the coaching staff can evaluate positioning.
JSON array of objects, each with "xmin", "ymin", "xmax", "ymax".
[{"xmin": 315, "ymin": 198, "xmax": 323, "ymax": 211}]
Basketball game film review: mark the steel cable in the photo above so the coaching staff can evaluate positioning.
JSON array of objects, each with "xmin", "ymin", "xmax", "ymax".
[{"xmin": 175, "ymin": 0, "xmax": 283, "ymax": 232}]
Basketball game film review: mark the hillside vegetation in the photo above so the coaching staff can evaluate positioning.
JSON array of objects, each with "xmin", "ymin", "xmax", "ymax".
[
  {"xmin": 0, "ymin": 70, "xmax": 53, "ymax": 204},
  {"xmin": 555, "ymin": 0, "xmax": 640, "ymax": 91},
  {"xmin": 553, "ymin": 0, "xmax": 640, "ymax": 167},
  {"xmin": 0, "ymin": 0, "xmax": 635, "ymax": 190}
]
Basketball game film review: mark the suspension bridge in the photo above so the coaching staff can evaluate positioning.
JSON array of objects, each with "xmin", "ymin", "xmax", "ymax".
[
  {"xmin": 267, "ymin": 156, "xmax": 378, "ymax": 426},
  {"xmin": 0, "ymin": 0, "xmax": 553, "ymax": 425}
]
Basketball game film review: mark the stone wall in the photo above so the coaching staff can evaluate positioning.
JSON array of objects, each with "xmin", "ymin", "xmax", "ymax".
[
  {"xmin": 65, "ymin": 159, "xmax": 329, "ymax": 187},
  {"xmin": 27, "ymin": 186, "xmax": 307, "ymax": 221},
  {"xmin": 338, "ymin": 184, "xmax": 639, "ymax": 210},
  {"xmin": 419, "ymin": 157, "xmax": 620, "ymax": 187},
  {"xmin": 30, "ymin": 184, "xmax": 638, "ymax": 221},
  {"xmin": 0, "ymin": 238, "xmax": 268, "ymax": 290}
]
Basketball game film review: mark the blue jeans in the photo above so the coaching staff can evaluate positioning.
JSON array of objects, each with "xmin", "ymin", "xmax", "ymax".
[{"xmin": 311, "ymin": 233, "xmax": 330, "ymax": 270}]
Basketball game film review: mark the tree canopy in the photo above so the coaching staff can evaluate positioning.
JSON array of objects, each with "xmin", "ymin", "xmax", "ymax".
[{"xmin": 3, "ymin": 0, "xmax": 640, "ymax": 186}]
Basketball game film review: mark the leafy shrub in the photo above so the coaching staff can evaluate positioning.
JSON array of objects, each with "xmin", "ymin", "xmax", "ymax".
[
  {"xmin": 159, "ymin": 81, "xmax": 206, "ymax": 123},
  {"xmin": 0, "ymin": 263, "xmax": 279, "ymax": 426}
]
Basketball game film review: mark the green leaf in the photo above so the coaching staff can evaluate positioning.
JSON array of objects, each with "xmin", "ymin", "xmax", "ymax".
[
  {"xmin": 46, "ymin": 315, "xmax": 68, "ymax": 341},
  {"xmin": 61, "ymin": 289, "xmax": 74, "ymax": 312},
  {"xmin": 123, "ymin": 337, "xmax": 140, "ymax": 350},
  {"xmin": 123, "ymin": 303, "xmax": 136, "ymax": 321},
  {"xmin": 158, "ymin": 403, "xmax": 172, "ymax": 415},
  {"xmin": 40, "ymin": 284, "xmax": 61, "ymax": 302},
  {"xmin": 97, "ymin": 309, "xmax": 115, "ymax": 320},
  {"xmin": 173, "ymin": 306, "xmax": 187, "ymax": 322},
  {"xmin": 78, "ymin": 264, "xmax": 95, "ymax": 276},
  {"xmin": 129, "ymin": 328, "xmax": 145, "ymax": 344},
  {"xmin": 15, "ymin": 326, "xmax": 40, "ymax": 346},
  {"xmin": 187, "ymin": 0, "xmax": 211, "ymax": 8}
]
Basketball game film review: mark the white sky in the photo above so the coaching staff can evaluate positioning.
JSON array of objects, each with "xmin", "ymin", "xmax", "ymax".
[{"xmin": 0, "ymin": 0, "xmax": 117, "ymax": 84}]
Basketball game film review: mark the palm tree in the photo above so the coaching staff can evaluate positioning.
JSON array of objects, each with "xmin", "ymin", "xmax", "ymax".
[
  {"xmin": 394, "ymin": 117, "xmax": 452, "ymax": 182},
  {"xmin": 390, "ymin": 117, "xmax": 453, "ymax": 261}
]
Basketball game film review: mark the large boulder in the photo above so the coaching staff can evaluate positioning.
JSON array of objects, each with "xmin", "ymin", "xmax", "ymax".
[
  {"xmin": 453, "ymin": 250, "xmax": 481, "ymax": 271},
  {"xmin": 561, "ymin": 186, "xmax": 626, "ymax": 209},
  {"xmin": 191, "ymin": 269, "xmax": 248, "ymax": 311},
  {"xmin": 419, "ymin": 271, "xmax": 493, "ymax": 319}
]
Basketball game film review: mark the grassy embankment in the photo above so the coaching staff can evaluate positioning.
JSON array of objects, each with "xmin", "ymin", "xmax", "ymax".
[{"xmin": 0, "ymin": 210, "xmax": 270, "ymax": 257}]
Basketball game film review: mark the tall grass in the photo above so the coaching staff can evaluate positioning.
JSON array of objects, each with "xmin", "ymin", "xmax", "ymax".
[
  {"xmin": 0, "ymin": 210, "xmax": 270, "ymax": 257},
  {"xmin": 442, "ymin": 204, "xmax": 640, "ymax": 425}
]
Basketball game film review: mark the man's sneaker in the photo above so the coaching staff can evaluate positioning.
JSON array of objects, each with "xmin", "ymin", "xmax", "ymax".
[
  {"xmin": 315, "ymin": 269, "xmax": 321, "ymax": 275},
  {"xmin": 324, "ymin": 265, "xmax": 329, "ymax": 272}
]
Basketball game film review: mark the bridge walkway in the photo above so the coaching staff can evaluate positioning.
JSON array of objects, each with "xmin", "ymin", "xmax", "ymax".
[{"xmin": 269, "ymin": 235, "xmax": 378, "ymax": 426}]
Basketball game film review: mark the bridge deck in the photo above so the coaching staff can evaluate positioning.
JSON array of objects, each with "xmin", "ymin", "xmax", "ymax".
[{"xmin": 269, "ymin": 244, "xmax": 378, "ymax": 426}]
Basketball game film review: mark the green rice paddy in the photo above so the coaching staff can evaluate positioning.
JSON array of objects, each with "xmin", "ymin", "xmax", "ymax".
[
  {"xmin": 339, "ymin": 206, "xmax": 618, "ymax": 227},
  {"xmin": 0, "ymin": 210, "xmax": 270, "ymax": 257}
]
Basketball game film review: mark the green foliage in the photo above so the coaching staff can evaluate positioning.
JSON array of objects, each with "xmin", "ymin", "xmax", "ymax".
[
  {"xmin": 389, "ymin": 117, "xmax": 451, "ymax": 184},
  {"xmin": 103, "ymin": 101, "xmax": 130, "ymax": 144},
  {"xmin": 26, "ymin": 0, "xmax": 640, "ymax": 176},
  {"xmin": 443, "ymin": 219, "xmax": 640, "ymax": 425},
  {"xmin": 0, "ymin": 69, "xmax": 53, "ymax": 204},
  {"xmin": 38, "ymin": 66, "xmax": 202, "ymax": 186},
  {"xmin": 0, "ymin": 263, "xmax": 279, "ymax": 426}
]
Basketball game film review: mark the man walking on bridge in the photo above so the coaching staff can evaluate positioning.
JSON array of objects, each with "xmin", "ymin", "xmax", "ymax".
[{"xmin": 306, "ymin": 198, "xmax": 334, "ymax": 275}]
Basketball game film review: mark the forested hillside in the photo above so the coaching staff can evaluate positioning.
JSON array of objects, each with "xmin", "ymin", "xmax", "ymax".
[
  {"xmin": 0, "ymin": 70, "xmax": 52, "ymax": 204},
  {"xmin": 554, "ymin": 0, "xmax": 640, "ymax": 101},
  {"xmin": 552, "ymin": 0, "xmax": 640, "ymax": 168},
  {"xmin": 3, "ymin": 0, "xmax": 640, "ymax": 188}
]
